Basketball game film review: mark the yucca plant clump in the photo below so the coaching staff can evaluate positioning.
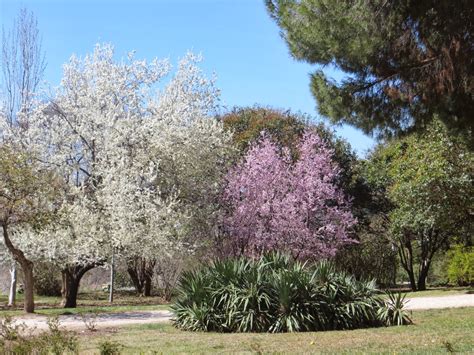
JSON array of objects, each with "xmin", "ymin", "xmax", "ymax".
[{"xmin": 172, "ymin": 253, "xmax": 411, "ymax": 332}]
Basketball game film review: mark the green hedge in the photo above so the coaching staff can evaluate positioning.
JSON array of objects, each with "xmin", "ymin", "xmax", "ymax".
[{"xmin": 172, "ymin": 253, "xmax": 410, "ymax": 332}]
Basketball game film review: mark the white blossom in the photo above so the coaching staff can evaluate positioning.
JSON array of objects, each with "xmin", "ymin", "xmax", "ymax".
[{"xmin": 2, "ymin": 43, "xmax": 234, "ymax": 267}]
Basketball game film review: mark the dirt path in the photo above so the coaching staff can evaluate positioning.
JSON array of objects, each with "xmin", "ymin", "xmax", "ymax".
[
  {"xmin": 404, "ymin": 294, "xmax": 474, "ymax": 310},
  {"xmin": 10, "ymin": 294, "xmax": 474, "ymax": 332},
  {"xmin": 12, "ymin": 310, "xmax": 173, "ymax": 332}
]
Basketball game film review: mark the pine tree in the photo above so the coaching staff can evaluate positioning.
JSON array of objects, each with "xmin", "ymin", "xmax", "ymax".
[{"xmin": 266, "ymin": 0, "xmax": 473, "ymax": 144}]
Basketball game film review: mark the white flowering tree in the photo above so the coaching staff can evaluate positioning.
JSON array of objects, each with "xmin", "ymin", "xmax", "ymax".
[
  {"xmin": 5, "ymin": 44, "xmax": 234, "ymax": 307},
  {"xmin": 101, "ymin": 52, "xmax": 235, "ymax": 296}
]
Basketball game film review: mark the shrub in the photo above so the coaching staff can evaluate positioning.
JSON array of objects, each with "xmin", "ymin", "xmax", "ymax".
[
  {"xmin": 1, "ymin": 316, "xmax": 78, "ymax": 354},
  {"xmin": 154, "ymin": 252, "xmax": 189, "ymax": 301},
  {"xmin": 378, "ymin": 291, "xmax": 412, "ymax": 326},
  {"xmin": 34, "ymin": 262, "xmax": 62, "ymax": 297},
  {"xmin": 447, "ymin": 244, "xmax": 474, "ymax": 286},
  {"xmin": 99, "ymin": 340, "xmax": 123, "ymax": 355},
  {"xmin": 172, "ymin": 253, "xmax": 410, "ymax": 333},
  {"xmin": 335, "ymin": 231, "xmax": 398, "ymax": 287}
]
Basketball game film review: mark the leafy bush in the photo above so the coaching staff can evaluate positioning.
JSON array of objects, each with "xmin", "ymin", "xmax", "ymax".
[
  {"xmin": 34, "ymin": 262, "xmax": 62, "ymax": 297},
  {"xmin": 99, "ymin": 340, "xmax": 123, "ymax": 355},
  {"xmin": 335, "ymin": 231, "xmax": 398, "ymax": 287},
  {"xmin": 172, "ymin": 253, "xmax": 410, "ymax": 333},
  {"xmin": 378, "ymin": 291, "xmax": 412, "ymax": 326},
  {"xmin": 447, "ymin": 245, "xmax": 474, "ymax": 286},
  {"xmin": 426, "ymin": 250, "xmax": 450, "ymax": 286}
]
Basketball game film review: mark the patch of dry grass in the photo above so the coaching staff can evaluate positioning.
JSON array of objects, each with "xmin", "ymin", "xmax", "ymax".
[{"xmin": 398, "ymin": 286, "xmax": 473, "ymax": 298}]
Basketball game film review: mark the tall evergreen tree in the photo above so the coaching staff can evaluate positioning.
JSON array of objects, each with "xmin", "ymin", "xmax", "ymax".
[{"xmin": 266, "ymin": 0, "xmax": 473, "ymax": 143}]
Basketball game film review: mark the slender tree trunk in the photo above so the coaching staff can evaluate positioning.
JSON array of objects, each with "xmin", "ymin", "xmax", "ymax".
[
  {"xmin": 398, "ymin": 237, "xmax": 417, "ymax": 291},
  {"xmin": 109, "ymin": 251, "xmax": 115, "ymax": 303},
  {"xmin": 60, "ymin": 263, "xmax": 95, "ymax": 308},
  {"xmin": 406, "ymin": 267, "xmax": 417, "ymax": 291},
  {"xmin": 127, "ymin": 257, "xmax": 155, "ymax": 296},
  {"xmin": 8, "ymin": 263, "xmax": 17, "ymax": 306},
  {"xmin": 417, "ymin": 231, "xmax": 440, "ymax": 291},
  {"xmin": 2, "ymin": 224, "xmax": 35, "ymax": 313}
]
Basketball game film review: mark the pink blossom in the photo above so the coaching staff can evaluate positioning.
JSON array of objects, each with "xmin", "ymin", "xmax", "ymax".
[{"xmin": 223, "ymin": 131, "xmax": 356, "ymax": 260}]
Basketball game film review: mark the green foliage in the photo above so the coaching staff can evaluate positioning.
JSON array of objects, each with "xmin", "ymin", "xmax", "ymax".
[
  {"xmin": 0, "ymin": 316, "xmax": 23, "ymax": 343},
  {"xmin": 447, "ymin": 245, "xmax": 474, "ymax": 286},
  {"xmin": 426, "ymin": 251, "xmax": 450, "ymax": 287},
  {"xmin": 220, "ymin": 106, "xmax": 367, "ymax": 208},
  {"xmin": 1, "ymin": 316, "xmax": 78, "ymax": 354},
  {"xmin": 34, "ymin": 262, "xmax": 62, "ymax": 297},
  {"xmin": 221, "ymin": 106, "xmax": 306, "ymax": 155},
  {"xmin": 335, "ymin": 230, "xmax": 398, "ymax": 287},
  {"xmin": 378, "ymin": 291, "xmax": 412, "ymax": 326},
  {"xmin": 377, "ymin": 121, "xmax": 472, "ymax": 238},
  {"xmin": 99, "ymin": 340, "xmax": 123, "ymax": 355},
  {"xmin": 266, "ymin": 0, "xmax": 473, "ymax": 143},
  {"xmin": 172, "ymin": 253, "xmax": 410, "ymax": 332},
  {"xmin": 0, "ymin": 144, "xmax": 60, "ymax": 228},
  {"xmin": 364, "ymin": 120, "xmax": 473, "ymax": 290}
]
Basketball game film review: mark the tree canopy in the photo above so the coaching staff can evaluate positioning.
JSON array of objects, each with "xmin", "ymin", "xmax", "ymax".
[
  {"xmin": 0, "ymin": 144, "xmax": 59, "ymax": 312},
  {"xmin": 223, "ymin": 131, "xmax": 356, "ymax": 260},
  {"xmin": 266, "ymin": 0, "xmax": 474, "ymax": 143},
  {"xmin": 364, "ymin": 120, "xmax": 473, "ymax": 290}
]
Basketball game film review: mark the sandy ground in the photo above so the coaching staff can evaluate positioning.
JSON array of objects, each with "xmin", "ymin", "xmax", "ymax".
[
  {"xmin": 8, "ymin": 294, "xmax": 474, "ymax": 332},
  {"xmin": 11, "ymin": 310, "xmax": 173, "ymax": 333},
  {"xmin": 403, "ymin": 294, "xmax": 474, "ymax": 310}
]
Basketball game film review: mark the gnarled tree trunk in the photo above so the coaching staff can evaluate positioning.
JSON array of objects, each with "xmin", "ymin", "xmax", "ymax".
[
  {"xmin": 61, "ymin": 263, "xmax": 96, "ymax": 308},
  {"xmin": 127, "ymin": 257, "xmax": 155, "ymax": 297}
]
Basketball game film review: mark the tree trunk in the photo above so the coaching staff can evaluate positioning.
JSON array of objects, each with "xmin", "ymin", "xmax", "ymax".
[
  {"xmin": 61, "ymin": 270, "xmax": 79, "ymax": 308},
  {"xmin": 417, "ymin": 259, "xmax": 431, "ymax": 291},
  {"xmin": 8, "ymin": 263, "xmax": 17, "ymax": 306},
  {"xmin": 398, "ymin": 237, "xmax": 418, "ymax": 291},
  {"xmin": 127, "ymin": 265, "xmax": 144, "ymax": 295},
  {"xmin": 417, "ymin": 273, "xmax": 427, "ymax": 291},
  {"xmin": 144, "ymin": 274, "xmax": 152, "ymax": 297},
  {"xmin": 417, "ymin": 231, "xmax": 440, "ymax": 292},
  {"xmin": 60, "ymin": 263, "xmax": 95, "ymax": 308},
  {"xmin": 22, "ymin": 263, "xmax": 35, "ymax": 313},
  {"xmin": 2, "ymin": 224, "xmax": 35, "ymax": 313},
  {"xmin": 127, "ymin": 257, "xmax": 155, "ymax": 296},
  {"xmin": 407, "ymin": 268, "xmax": 417, "ymax": 291},
  {"xmin": 109, "ymin": 251, "xmax": 115, "ymax": 303}
]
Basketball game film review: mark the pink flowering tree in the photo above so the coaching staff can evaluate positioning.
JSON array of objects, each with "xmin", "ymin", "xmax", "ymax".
[{"xmin": 223, "ymin": 131, "xmax": 356, "ymax": 260}]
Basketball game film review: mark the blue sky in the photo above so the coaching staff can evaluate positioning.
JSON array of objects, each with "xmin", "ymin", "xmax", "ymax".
[{"xmin": 1, "ymin": 0, "xmax": 375, "ymax": 155}]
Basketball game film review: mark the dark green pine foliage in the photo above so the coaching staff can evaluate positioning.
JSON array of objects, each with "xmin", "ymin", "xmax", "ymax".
[{"xmin": 266, "ymin": 0, "xmax": 473, "ymax": 143}]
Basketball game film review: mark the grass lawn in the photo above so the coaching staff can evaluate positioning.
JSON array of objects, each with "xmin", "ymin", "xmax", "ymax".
[
  {"xmin": 398, "ymin": 286, "xmax": 473, "ymax": 298},
  {"xmin": 78, "ymin": 307, "xmax": 474, "ymax": 354},
  {"xmin": 0, "ymin": 291, "xmax": 169, "ymax": 317}
]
